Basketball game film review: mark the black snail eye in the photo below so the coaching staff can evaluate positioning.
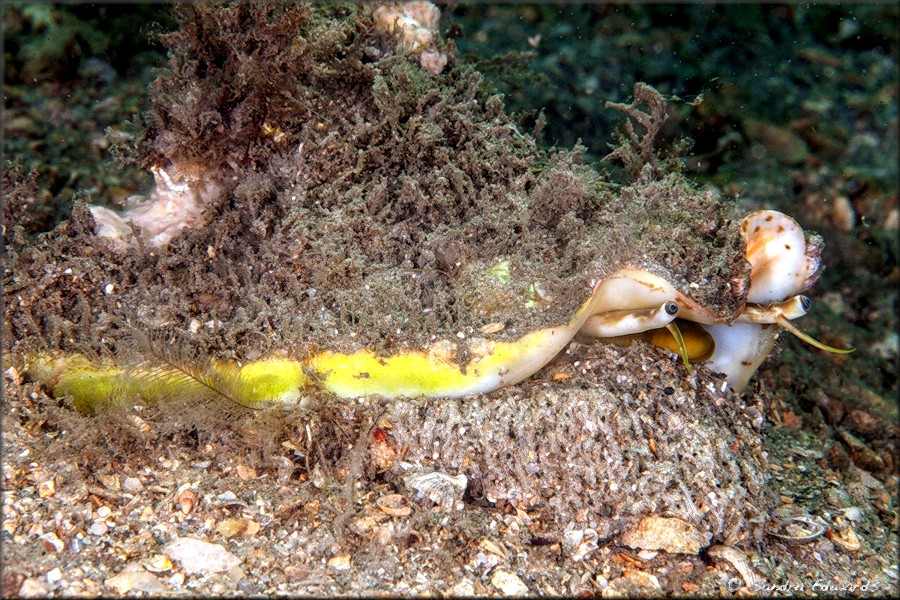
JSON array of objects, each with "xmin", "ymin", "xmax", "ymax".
[
  {"xmin": 665, "ymin": 301, "xmax": 679, "ymax": 316},
  {"xmin": 800, "ymin": 295, "xmax": 811, "ymax": 312}
]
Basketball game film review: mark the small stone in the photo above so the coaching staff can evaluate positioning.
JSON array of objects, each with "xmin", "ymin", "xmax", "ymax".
[
  {"xmin": 827, "ymin": 442, "xmax": 851, "ymax": 472},
  {"xmin": 216, "ymin": 519, "xmax": 247, "ymax": 539},
  {"xmin": 163, "ymin": 537, "xmax": 240, "ymax": 575},
  {"xmin": 106, "ymin": 565, "xmax": 167, "ymax": 595},
  {"xmin": 450, "ymin": 578, "xmax": 475, "ymax": 596},
  {"xmin": 226, "ymin": 566, "xmax": 245, "ymax": 588},
  {"xmin": 122, "ymin": 477, "xmax": 144, "ymax": 493},
  {"xmin": 45, "ymin": 568, "xmax": 62, "ymax": 585},
  {"xmin": 4, "ymin": 365, "xmax": 22, "ymax": 385},
  {"xmin": 744, "ymin": 119, "xmax": 809, "ymax": 165},
  {"xmin": 17, "ymin": 577, "xmax": 49, "ymax": 598},
  {"xmin": 235, "ymin": 464, "xmax": 256, "ymax": 481},
  {"xmin": 837, "ymin": 428, "xmax": 885, "ymax": 473},
  {"xmin": 327, "ymin": 555, "xmax": 351, "ymax": 571},
  {"xmin": 89, "ymin": 521, "xmax": 108, "ymax": 536},
  {"xmin": 842, "ymin": 507, "xmax": 864, "ymax": 522},
  {"xmin": 284, "ymin": 566, "xmax": 310, "ymax": 581},
  {"xmin": 605, "ymin": 570, "xmax": 662, "ymax": 595},
  {"xmin": 490, "ymin": 569, "xmax": 529, "ymax": 596},
  {"xmin": 826, "ymin": 487, "xmax": 852, "ymax": 509},
  {"xmin": 843, "ymin": 409, "xmax": 885, "ymax": 441},
  {"xmin": 2, "ymin": 570, "xmax": 25, "ymax": 596},
  {"xmin": 143, "ymin": 554, "xmax": 173, "ymax": 573},
  {"xmin": 618, "ymin": 516, "xmax": 711, "ymax": 554},
  {"xmin": 814, "ymin": 391, "xmax": 844, "ymax": 425},
  {"xmin": 40, "ymin": 533, "xmax": 64, "ymax": 553},
  {"xmin": 37, "ymin": 479, "xmax": 56, "ymax": 499},
  {"xmin": 562, "ymin": 529, "xmax": 598, "ymax": 561}
]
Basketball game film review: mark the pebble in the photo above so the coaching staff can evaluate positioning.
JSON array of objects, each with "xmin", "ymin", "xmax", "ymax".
[
  {"xmin": 826, "ymin": 487, "xmax": 852, "ymax": 509},
  {"xmin": 106, "ymin": 565, "xmax": 168, "ymax": 595},
  {"xmin": 46, "ymin": 568, "xmax": 62, "ymax": 585},
  {"xmin": 842, "ymin": 507, "xmax": 864, "ymax": 522},
  {"xmin": 605, "ymin": 570, "xmax": 662, "ymax": 595},
  {"xmin": 17, "ymin": 578, "xmax": 49, "ymax": 598},
  {"xmin": 490, "ymin": 569, "xmax": 529, "ymax": 596},
  {"xmin": 327, "ymin": 555, "xmax": 351, "ymax": 570},
  {"xmin": 40, "ymin": 532, "xmax": 65, "ymax": 553},
  {"xmin": 122, "ymin": 477, "xmax": 144, "ymax": 493},
  {"xmin": 163, "ymin": 537, "xmax": 241, "ymax": 574},
  {"xmin": 744, "ymin": 119, "xmax": 809, "ymax": 165},
  {"xmin": 837, "ymin": 428, "xmax": 885, "ymax": 472},
  {"xmin": 143, "ymin": 554, "xmax": 174, "ymax": 573},
  {"xmin": 843, "ymin": 409, "xmax": 884, "ymax": 441},
  {"xmin": 450, "ymin": 578, "xmax": 475, "ymax": 595},
  {"xmin": 89, "ymin": 521, "xmax": 108, "ymax": 536}
]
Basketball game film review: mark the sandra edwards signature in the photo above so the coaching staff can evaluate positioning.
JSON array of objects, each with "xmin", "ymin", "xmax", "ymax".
[{"xmin": 727, "ymin": 577, "xmax": 884, "ymax": 595}]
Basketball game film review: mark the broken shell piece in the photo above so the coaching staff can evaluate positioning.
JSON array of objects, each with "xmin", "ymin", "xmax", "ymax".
[
  {"xmin": 402, "ymin": 471, "xmax": 467, "ymax": 511},
  {"xmin": 707, "ymin": 545, "xmax": 766, "ymax": 591},
  {"xmin": 376, "ymin": 493, "xmax": 412, "ymax": 517},
  {"xmin": 825, "ymin": 524, "xmax": 861, "ymax": 552},
  {"xmin": 176, "ymin": 489, "xmax": 197, "ymax": 515},
  {"xmin": 617, "ymin": 515, "xmax": 711, "ymax": 555},
  {"xmin": 765, "ymin": 515, "xmax": 825, "ymax": 544}
]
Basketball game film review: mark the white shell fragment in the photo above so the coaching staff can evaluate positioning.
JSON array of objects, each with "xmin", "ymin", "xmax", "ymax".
[{"xmin": 402, "ymin": 471, "xmax": 467, "ymax": 511}]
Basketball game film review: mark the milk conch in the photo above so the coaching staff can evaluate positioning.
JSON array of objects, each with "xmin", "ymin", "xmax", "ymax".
[{"xmin": 27, "ymin": 210, "xmax": 851, "ymax": 412}]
